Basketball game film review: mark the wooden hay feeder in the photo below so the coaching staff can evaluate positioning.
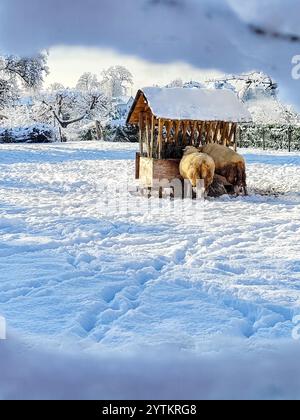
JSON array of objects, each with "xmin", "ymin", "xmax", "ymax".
[{"xmin": 127, "ymin": 87, "xmax": 252, "ymax": 188}]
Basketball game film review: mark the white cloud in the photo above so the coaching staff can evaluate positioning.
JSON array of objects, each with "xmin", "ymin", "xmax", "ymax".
[{"xmin": 46, "ymin": 46, "xmax": 223, "ymax": 91}]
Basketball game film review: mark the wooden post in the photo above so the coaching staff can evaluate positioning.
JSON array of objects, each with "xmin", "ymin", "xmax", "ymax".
[
  {"xmin": 150, "ymin": 115, "xmax": 155, "ymax": 158},
  {"xmin": 232, "ymin": 123, "xmax": 237, "ymax": 146},
  {"xmin": 139, "ymin": 112, "xmax": 144, "ymax": 155},
  {"xmin": 158, "ymin": 119, "xmax": 163, "ymax": 159},
  {"xmin": 234, "ymin": 125, "xmax": 240, "ymax": 151},
  {"xmin": 145, "ymin": 114, "xmax": 149, "ymax": 157},
  {"xmin": 135, "ymin": 153, "xmax": 140, "ymax": 179}
]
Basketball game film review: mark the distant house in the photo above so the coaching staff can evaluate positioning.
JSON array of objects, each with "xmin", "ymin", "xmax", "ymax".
[{"xmin": 114, "ymin": 96, "xmax": 134, "ymax": 119}]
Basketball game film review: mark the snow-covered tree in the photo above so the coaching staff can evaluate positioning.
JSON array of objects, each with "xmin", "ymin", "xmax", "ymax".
[
  {"xmin": 205, "ymin": 79, "xmax": 235, "ymax": 92},
  {"xmin": 203, "ymin": 72, "xmax": 300, "ymax": 125},
  {"xmin": 35, "ymin": 88, "xmax": 111, "ymax": 141},
  {"xmin": 49, "ymin": 82, "xmax": 65, "ymax": 92},
  {"xmin": 0, "ymin": 52, "xmax": 48, "ymax": 109},
  {"xmin": 206, "ymin": 72, "xmax": 278, "ymax": 101},
  {"xmin": 76, "ymin": 72, "xmax": 100, "ymax": 92},
  {"xmin": 166, "ymin": 78, "xmax": 183, "ymax": 88},
  {"xmin": 0, "ymin": 78, "xmax": 18, "ymax": 109},
  {"xmin": 183, "ymin": 81, "xmax": 205, "ymax": 89},
  {"xmin": 101, "ymin": 66, "xmax": 133, "ymax": 98}
]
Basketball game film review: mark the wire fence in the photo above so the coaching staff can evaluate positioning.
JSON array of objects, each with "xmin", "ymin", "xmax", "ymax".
[{"xmin": 238, "ymin": 124, "xmax": 300, "ymax": 152}]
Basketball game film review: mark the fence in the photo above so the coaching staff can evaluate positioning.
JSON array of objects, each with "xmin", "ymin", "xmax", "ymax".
[{"xmin": 238, "ymin": 124, "xmax": 300, "ymax": 151}]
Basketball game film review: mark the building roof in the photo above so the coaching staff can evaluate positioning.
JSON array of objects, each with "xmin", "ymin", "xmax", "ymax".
[
  {"xmin": 113, "ymin": 95, "xmax": 134, "ymax": 105},
  {"xmin": 127, "ymin": 87, "xmax": 252, "ymax": 124}
]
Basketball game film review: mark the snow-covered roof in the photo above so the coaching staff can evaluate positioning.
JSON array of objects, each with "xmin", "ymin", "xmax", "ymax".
[
  {"xmin": 113, "ymin": 96, "xmax": 134, "ymax": 105},
  {"xmin": 127, "ymin": 87, "xmax": 252, "ymax": 124}
]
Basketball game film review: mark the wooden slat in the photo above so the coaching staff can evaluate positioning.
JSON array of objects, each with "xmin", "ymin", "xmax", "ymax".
[
  {"xmin": 202, "ymin": 122, "xmax": 208, "ymax": 144},
  {"xmin": 221, "ymin": 122, "xmax": 229, "ymax": 146},
  {"xmin": 187, "ymin": 121, "xmax": 192, "ymax": 144},
  {"xmin": 182, "ymin": 121, "xmax": 188, "ymax": 146},
  {"xmin": 207, "ymin": 121, "xmax": 213, "ymax": 144},
  {"xmin": 213, "ymin": 121, "xmax": 220, "ymax": 143},
  {"xmin": 174, "ymin": 121, "xmax": 181, "ymax": 147},
  {"xmin": 150, "ymin": 115, "xmax": 155, "ymax": 158},
  {"xmin": 191, "ymin": 121, "xmax": 197, "ymax": 145},
  {"xmin": 197, "ymin": 122, "xmax": 204, "ymax": 146},
  {"xmin": 169, "ymin": 120, "xmax": 175, "ymax": 144},
  {"xmin": 145, "ymin": 114, "xmax": 149, "ymax": 157},
  {"xmin": 230, "ymin": 124, "xmax": 237, "ymax": 151},
  {"xmin": 217, "ymin": 122, "xmax": 223, "ymax": 144},
  {"xmin": 158, "ymin": 119, "xmax": 163, "ymax": 159},
  {"xmin": 139, "ymin": 112, "xmax": 144, "ymax": 155},
  {"xmin": 228, "ymin": 122, "xmax": 236, "ymax": 146},
  {"xmin": 166, "ymin": 120, "xmax": 172, "ymax": 143},
  {"xmin": 228, "ymin": 123, "xmax": 233, "ymax": 146}
]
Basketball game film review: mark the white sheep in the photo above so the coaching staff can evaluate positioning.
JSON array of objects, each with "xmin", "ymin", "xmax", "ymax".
[{"xmin": 180, "ymin": 146, "xmax": 215, "ymax": 190}]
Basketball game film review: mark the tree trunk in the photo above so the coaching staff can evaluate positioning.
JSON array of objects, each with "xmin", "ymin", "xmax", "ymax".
[
  {"xmin": 58, "ymin": 127, "xmax": 67, "ymax": 143},
  {"xmin": 95, "ymin": 121, "xmax": 103, "ymax": 141}
]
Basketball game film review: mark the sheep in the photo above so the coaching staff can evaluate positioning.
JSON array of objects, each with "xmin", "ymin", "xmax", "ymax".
[
  {"xmin": 199, "ymin": 144, "xmax": 247, "ymax": 195},
  {"xmin": 180, "ymin": 146, "xmax": 215, "ymax": 190}
]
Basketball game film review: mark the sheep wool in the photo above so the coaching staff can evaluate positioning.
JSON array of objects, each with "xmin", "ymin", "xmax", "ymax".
[
  {"xmin": 180, "ymin": 147, "xmax": 215, "ymax": 189},
  {"xmin": 200, "ymin": 144, "xmax": 247, "ymax": 194}
]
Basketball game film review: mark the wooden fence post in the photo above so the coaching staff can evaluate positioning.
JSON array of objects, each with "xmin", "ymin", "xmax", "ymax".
[
  {"xmin": 288, "ymin": 126, "xmax": 292, "ymax": 153},
  {"xmin": 158, "ymin": 119, "xmax": 163, "ymax": 159},
  {"xmin": 139, "ymin": 112, "xmax": 144, "ymax": 155}
]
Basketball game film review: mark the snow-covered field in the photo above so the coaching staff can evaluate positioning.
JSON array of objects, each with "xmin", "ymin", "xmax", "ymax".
[{"xmin": 1, "ymin": 141, "xmax": 300, "ymax": 400}]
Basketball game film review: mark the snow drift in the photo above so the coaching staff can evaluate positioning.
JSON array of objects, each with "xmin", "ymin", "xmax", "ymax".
[
  {"xmin": 0, "ymin": 142, "xmax": 300, "ymax": 399},
  {"xmin": 1, "ymin": 334, "xmax": 300, "ymax": 400},
  {"xmin": 0, "ymin": 124, "xmax": 57, "ymax": 143}
]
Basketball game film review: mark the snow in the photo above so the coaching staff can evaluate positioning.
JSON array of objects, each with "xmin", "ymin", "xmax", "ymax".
[
  {"xmin": 140, "ymin": 87, "xmax": 252, "ymax": 122},
  {"xmin": 0, "ymin": 141, "xmax": 300, "ymax": 399},
  {"xmin": 246, "ymin": 97, "xmax": 297, "ymax": 125}
]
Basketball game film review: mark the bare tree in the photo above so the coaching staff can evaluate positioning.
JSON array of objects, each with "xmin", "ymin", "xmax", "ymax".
[{"xmin": 38, "ymin": 89, "xmax": 111, "ymax": 141}]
